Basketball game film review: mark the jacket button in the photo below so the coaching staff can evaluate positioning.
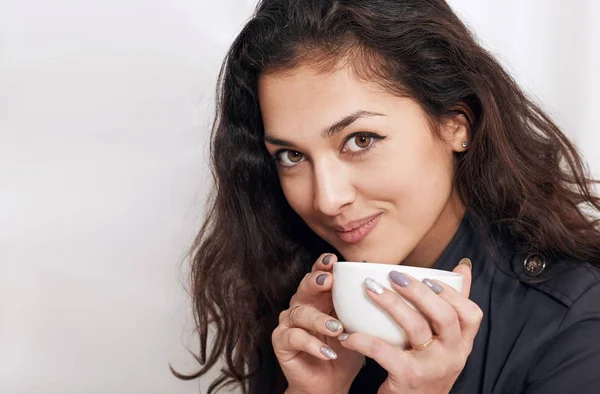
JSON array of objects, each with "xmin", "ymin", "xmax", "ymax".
[{"xmin": 524, "ymin": 254, "xmax": 546, "ymax": 276}]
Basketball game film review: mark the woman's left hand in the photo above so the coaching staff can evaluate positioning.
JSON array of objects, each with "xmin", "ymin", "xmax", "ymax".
[{"xmin": 338, "ymin": 261, "xmax": 482, "ymax": 394}]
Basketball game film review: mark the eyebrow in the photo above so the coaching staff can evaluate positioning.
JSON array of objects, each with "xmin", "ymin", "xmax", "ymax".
[{"xmin": 263, "ymin": 110, "xmax": 386, "ymax": 148}]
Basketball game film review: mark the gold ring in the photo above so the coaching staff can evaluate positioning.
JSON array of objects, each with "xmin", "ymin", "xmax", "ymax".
[
  {"xmin": 289, "ymin": 305, "xmax": 301, "ymax": 327},
  {"xmin": 411, "ymin": 337, "xmax": 434, "ymax": 351}
]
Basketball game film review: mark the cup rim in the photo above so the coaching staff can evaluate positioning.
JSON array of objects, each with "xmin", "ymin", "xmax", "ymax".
[{"xmin": 334, "ymin": 261, "xmax": 463, "ymax": 277}]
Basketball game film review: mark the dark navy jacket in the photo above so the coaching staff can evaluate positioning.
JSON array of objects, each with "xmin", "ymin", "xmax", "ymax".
[
  {"xmin": 250, "ymin": 212, "xmax": 600, "ymax": 393},
  {"xmin": 349, "ymin": 212, "xmax": 600, "ymax": 393}
]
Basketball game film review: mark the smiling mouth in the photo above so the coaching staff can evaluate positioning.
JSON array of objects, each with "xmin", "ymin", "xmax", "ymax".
[{"xmin": 333, "ymin": 213, "xmax": 382, "ymax": 244}]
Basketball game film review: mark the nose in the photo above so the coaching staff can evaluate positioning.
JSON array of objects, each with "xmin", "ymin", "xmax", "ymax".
[{"xmin": 312, "ymin": 157, "xmax": 356, "ymax": 216}]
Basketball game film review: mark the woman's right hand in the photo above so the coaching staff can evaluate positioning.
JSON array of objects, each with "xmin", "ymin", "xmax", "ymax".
[{"xmin": 272, "ymin": 253, "xmax": 365, "ymax": 394}]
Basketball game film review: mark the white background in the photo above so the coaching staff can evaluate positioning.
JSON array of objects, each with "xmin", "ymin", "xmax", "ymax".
[{"xmin": 1, "ymin": 1, "xmax": 599, "ymax": 393}]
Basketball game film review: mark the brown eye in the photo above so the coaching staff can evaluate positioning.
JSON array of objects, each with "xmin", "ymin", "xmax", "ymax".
[
  {"xmin": 347, "ymin": 135, "xmax": 373, "ymax": 152},
  {"xmin": 278, "ymin": 150, "xmax": 305, "ymax": 167},
  {"xmin": 355, "ymin": 136, "xmax": 371, "ymax": 148},
  {"xmin": 287, "ymin": 151, "xmax": 303, "ymax": 162}
]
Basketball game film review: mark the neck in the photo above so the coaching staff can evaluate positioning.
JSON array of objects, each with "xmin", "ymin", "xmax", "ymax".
[{"xmin": 403, "ymin": 191, "xmax": 465, "ymax": 268}]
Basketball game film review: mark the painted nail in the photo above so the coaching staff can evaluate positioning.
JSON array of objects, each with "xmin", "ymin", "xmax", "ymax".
[
  {"xmin": 389, "ymin": 271, "xmax": 410, "ymax": 287},
  {"xmin": 325, "ymin": 319, "xmax": 342, "ymax": 332},
  {"xmin": 316, "ymin": 273, "xmax": 327, "ymax": 285},
  {"xmin": 459, "ymin": 257, "xmax": 472, "ymax": 269},
  {"xmin": 365, "ymin": 278, "xmax": 384, "ymax": 295},
  {"xmin": 320, "ymin": 345, "xmax": 338, "ymax": 360},
  {"xmin": 323, "ymin": 254, "xmax": 333, "ymax": 265},
  {"xmin": 338, "ymin": 333, "xmax": 350, "ymax": 341},
  {"xmin": 423, "ymin": 278, "xmax": 443, "ymax": 294}
]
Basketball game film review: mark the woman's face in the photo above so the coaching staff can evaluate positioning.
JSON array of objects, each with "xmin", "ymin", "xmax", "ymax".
[{"xmin": 259, "ymin": 65, "xmax": 469, "ymax": 267}]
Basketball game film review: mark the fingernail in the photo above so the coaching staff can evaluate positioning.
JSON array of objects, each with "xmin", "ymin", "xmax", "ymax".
[
  {"xmin": 389, "ymin": 271, "xmax": 410, "ymax": 287},
  {"xmin": 320, "ymin": 345, "xmax": 337, "ymax": 359},
  {"xmin": 365, "ymin": 278, "xmax": 384, "ymax": 294},
  {"xmin": 325, "ymin": 319, "xmax": 342, "ymax": 332},
  {"xmin": 423, "ymin": 278, "xmax": 443, "ymax": 294},
  {"xmin": 338, "ymin": 333, "xmax": 350, "ymax": 341},
  {"xmin": 316, "ymin": 273, "xmax": 327, "ymax": 285},
  {"xmin": 459, "ymin": 257, "xmax": 472, "ymax": 269},
  {"xmin": 323, "ymin": 254, "xmax": 333, "ymax": 265}
]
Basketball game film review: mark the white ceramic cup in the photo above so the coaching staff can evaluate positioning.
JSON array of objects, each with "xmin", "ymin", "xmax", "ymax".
[{"xmin": 332, "ymin": 261, "xmax": 464, "ymax": 348}]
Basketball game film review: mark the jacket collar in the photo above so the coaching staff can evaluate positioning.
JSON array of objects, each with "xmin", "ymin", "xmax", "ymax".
[{"xmin": 432, "ymin": 210, "xmax": 487, "ymax": 283}]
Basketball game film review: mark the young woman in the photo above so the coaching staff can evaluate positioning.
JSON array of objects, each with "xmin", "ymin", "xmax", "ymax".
[{"xmin": 174, "ymin": 1, "xmax": 600, "ymax": 393}]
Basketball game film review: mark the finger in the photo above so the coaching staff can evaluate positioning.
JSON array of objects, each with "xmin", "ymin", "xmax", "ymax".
[
  {"xmin": 289, "ymin": 254, "xmax": 336, "ymax": 307},
  {"xmin": 386, "ymin": 272, "xmax": 462, "ymax": 342},
  {"xmin": 338, "ymin": 331, "xmax": 409, "ymax": 373},
  {"xmin": 433, "ymin": 281, "xmax": 483, "ymax": 343},
  {"xmin": 453, "ymin": 258, "xmax": 473, "ymax": 298},
  {"xmin": 363, "ymin": 277, "xmax": 433, "ymax": 348},
  {"xmin": 311, "ymin": 253, "xmax": 337, "ymax": 273},
  {"xmin": 273, "ymin": 326, "xmax": 338, "ymax": 362},
  {"xmin": 292, "ymin": 270, "xmax": 332, "ymax": 305},
  {"xmin": 280, "ymin": 304, "xmax": 344, "ymax": 336}
]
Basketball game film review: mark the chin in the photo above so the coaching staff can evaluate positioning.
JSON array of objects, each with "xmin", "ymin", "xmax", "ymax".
[{"xmin": 337, "ymin": 245, "xmax": 407, "ymax": 265}]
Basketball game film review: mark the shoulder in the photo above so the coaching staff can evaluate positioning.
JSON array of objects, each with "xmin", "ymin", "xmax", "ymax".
[
  {"xmin": 494, "ymin": 252, "xmax": 600, "ymax": 392},
  {"xmin": 507, "ymin": 255, "xmax": 600, "ymax": 392},
  {"xmin": 507, "ymin": 251, "xmax": 600, "ymax": 308}
]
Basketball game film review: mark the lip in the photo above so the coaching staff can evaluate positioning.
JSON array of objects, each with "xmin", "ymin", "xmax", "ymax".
[
  {"xmin": 332, "ymin": 213, "xmax": 382, "ymax": 232},
  {"xmin": 333, "ymin": 213, "xmax": 382, "ymax": 244}
]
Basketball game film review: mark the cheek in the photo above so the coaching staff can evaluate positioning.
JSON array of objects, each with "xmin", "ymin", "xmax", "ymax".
[
  {"xmin": 357, "ymin": 142, "xmax": 454, "ymax": 208},
  {"xmin": 280, "ymin": 175, "xmax": 314, "ymax": 216}
]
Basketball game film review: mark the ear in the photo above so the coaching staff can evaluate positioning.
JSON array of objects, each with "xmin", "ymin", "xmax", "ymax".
[{"xmin": 443, "ymin": 103, "xmax": 472, "ymax": 152}]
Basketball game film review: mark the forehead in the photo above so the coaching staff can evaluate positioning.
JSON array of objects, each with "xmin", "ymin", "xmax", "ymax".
[{"xmin": 258, "ymin": 65, "xmax": 395, "ymax": 134}]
